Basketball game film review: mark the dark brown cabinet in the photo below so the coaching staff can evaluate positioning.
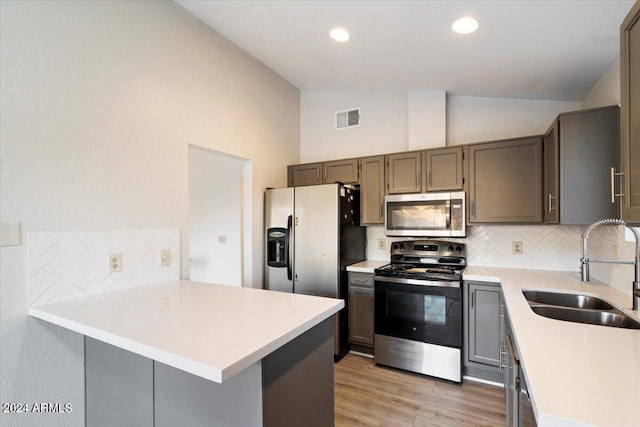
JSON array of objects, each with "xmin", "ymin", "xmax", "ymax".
[
  {"xmin": 348, "ymin": 272, "xmax": 374, "ymax": 347},
  {"xmin": 424, "ymin": 147, "xmax": 464, "ymax": 192},
  {"xmin": 386, "ymin": 152, "xmax": 422, "ymax": 194},
  {"xmin": 544, "ymin": 106, "xmax": 619, "ymax": 224},
  {"xmin": 288, "ymin": 158, "xmax": 359, "ymax": 187},
  {"xmin": 468, "ymin": 136, "xmax": 543, "ymax": 223},
  {"xmin": 360, "ymin": 156, "xmax": 385, "ymax": 224},
  {"xmin": 620, "ymin": 1, "xmax": 640, "ymax": 224}
]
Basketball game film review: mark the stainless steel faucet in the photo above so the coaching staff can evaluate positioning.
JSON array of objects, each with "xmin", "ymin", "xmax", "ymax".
[{"xmin": 581, "ymin": 218, "xmax": 640, "ymax": 310}]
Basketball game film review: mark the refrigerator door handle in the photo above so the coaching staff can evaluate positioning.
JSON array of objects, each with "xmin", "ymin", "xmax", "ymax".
[{"xmin": 286, "ymin": 215, "xmax": 293, "ymax": 281}]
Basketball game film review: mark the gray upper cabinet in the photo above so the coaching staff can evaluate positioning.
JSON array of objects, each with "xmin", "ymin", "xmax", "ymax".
[
  {"xmin": 288, "ymin": 158, "xmax": 359, "ymax": 187},
  {"xmin": 543, "ymin": 123, "xmax": 560, "ymax": 223},
  {"xmin": 324, "ymin": 158, "xmax": 359, "ymax": 184},
  {"xmin": 288, "ymin": 163, "xmax": 323, "ymax": 187},
  {"xmin": 468, "ymin": 136, "xmax": 543, "ymax": 223},
  {"xmin": 386, "ymin": 152, "xmax": 422, "ymax": 194},
  {"xmin": 424, "ymin": 147, "xmax": 464, "ymax": 192},
  {"xmin": 620, "ymin": 2, "xmax": 640, "ymax": 224},
  {"xmin": 360, "ymin": 156, "xmax": 385, "ymax": 224},
  {"xmin": 545, "ymin": 106, "xmax": 620, "ymax": 225}
]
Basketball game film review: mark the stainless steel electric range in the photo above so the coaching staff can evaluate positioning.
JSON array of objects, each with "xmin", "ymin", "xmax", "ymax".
[{"xmin": 373, "ymin": 239, "xmax": 466, "ymax": 383}]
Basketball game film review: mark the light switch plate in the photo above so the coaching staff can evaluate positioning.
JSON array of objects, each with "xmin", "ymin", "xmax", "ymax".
[
  {"xmin": 218, "ymin": 235, "xmax": 227, "ymax": 244},
  {"xmin": 0, "ymin": 222, "xmax": 21, "ymax": 247}
]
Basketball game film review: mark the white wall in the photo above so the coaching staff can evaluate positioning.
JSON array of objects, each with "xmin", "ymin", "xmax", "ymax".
[
  {"xmin": 189, "ymin": 147, "xmax": 246, "ymax": 286},
  {"xmin": 300, "ymin": 91, "xmax": 581, "ymax": 163},
  {"xmin": 0, "ymin": 1, "xmax": 299, "ymax": 425},
  {"xmin": 581, "ymin": 57, "xmax": 621, "ymax": 109},
  {"xmin": 301, "ymin": 91, "xmax": 408, "ymax": 162},
  {"xmin": 446, "ymin": 96, "xmax": 581, "ymax": 145}
]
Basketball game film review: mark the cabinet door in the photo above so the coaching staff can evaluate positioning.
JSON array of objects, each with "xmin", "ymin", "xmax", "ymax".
[
  {"xmin": 543, "ymin": 122, "xmax": 560, "ymax": 224},
  {"xmin": 324, "ymin": 158, "xmax": 359, "ymax": 184},
  {"xmin": 348, "ymin": 272, "xmax": 374, "ymax": 347},
  {"xmin": 348, "ymin": 288, "xmax": 374, "ymax": 346},
  {"xmin": 424, "ymin": 147, "xmax": 464, "ymax": 192},
  {"xmin": 559, "ymin": 107, "xmax": 619, "ymax": 224},
  {"xmin": 386, "ymin": 152, "xmax": 422, "ymax": 194},
  {"xmin": 468, "ymin": 137, "xmax": 543, "ymax": 223},
  {"xmin": 467, "ymin": 283, "xmax": 503, "ymax": 367},
  {"xmin": 288, "ymin": 163, "xmax": 323, "ymax": 187},
  {"xmin": 360, "ymin": 156, "xmax": 385, "ymax": 224},
  {"xmin": 621, "ymin": 2, "xmax": 640, "ymax": 224}
]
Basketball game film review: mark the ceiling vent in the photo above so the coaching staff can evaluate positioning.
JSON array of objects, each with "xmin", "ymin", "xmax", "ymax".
[{"xmin": 336, "ymin": 108, "xmax": 360, "ymax": 130}]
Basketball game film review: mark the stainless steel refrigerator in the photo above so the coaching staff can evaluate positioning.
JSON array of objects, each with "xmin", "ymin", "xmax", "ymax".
[{"xmin": 264, "ymin": 183, "xmax": 366, "ymax": 360}]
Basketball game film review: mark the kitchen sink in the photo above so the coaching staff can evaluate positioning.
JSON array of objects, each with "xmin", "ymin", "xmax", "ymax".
[
  {"xmin": 530, "ymin": 305, "xmax": 640, "ymax": 329},
  {"xmin": 522, "ymin": 290, "xmax": 615, "ymax": 310},
  {"xmin": 523, "ymin": 290, "xmax": 640, "ymax": 329}
]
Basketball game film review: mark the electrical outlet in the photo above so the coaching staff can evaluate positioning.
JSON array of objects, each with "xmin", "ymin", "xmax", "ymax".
[
  {"xmin": 378, "ymin": 238, "xmax": 386, "ymax": 249},
  {"xmin": 218, "ymin": 235, "xmax": 227, "ymax": 244},
  {"xmin": 512, "ymin": 241, "xmax": 523, "ymax": 255},
  {"xmin": 109, "ymin": 253, "xmax": 122, "ymax": 273},
  {"xmin": 160, "ymin": 249, "xmax": 171, "ymax": 266}
]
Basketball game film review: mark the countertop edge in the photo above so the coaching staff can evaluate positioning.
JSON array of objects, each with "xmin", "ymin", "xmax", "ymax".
[{"xmin": 28, "ymin": 285, "xmax": 344, "ymax": 384}]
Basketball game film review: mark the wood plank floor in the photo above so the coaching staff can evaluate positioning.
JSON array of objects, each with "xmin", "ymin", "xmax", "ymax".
[{"xmin": 335, "ymin": 353, "xmax": 506, "ymax": 427}]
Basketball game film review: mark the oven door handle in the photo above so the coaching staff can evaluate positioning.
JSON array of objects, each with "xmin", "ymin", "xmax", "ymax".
[{"xmin": 373, "ymin": 276, "xmax": 461, "ymax": 288}]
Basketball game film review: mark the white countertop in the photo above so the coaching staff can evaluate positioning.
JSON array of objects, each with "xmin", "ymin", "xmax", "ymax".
[
  {"xmin": 464, "ymin": 266, "xmax": 640, "ymax": 427},
  {"xmin": 346, "ymin": 260, "xmax": 388, "ymax": 273},
  {"xmin": 28, "ymin": 281, "xmax": 343, "ymax": 384}
]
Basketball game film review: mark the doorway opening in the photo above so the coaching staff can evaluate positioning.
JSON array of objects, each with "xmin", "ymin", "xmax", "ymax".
[{"xmin": 188, "ymin": 145, "xmax": 252, "ymax": 286}]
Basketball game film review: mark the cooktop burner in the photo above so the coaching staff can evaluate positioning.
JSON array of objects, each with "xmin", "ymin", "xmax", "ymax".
[{"xmin": 374, "ymin": 239, "xmax": 466, "ymax": 282}]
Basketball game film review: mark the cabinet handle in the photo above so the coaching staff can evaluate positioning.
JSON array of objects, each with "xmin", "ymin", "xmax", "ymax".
[
  {"xmin": 499, "ymin": 344, "xmax": 507, "ymax": 371},
  {"xmin": 317, "ymin": 169, "xmax": 320, "ymax": 181},
  {"xmin": 428, "ymin": 170, "xmax": 432, "ymax": 186},
  {"xmin": 611, "ymin": 167, "xmax": 625, "ymax": 204},
  {"xmin": 380, "ymin": 204, "xmax": 383, "ymax": 219},
  {"xmin": 548, "ymin": 193, "xmax": 556, "ymax": 212},
  {"xmin": 471, "ymin": 200, "xmax": 476, "ymax": 218},
  {"xmin": 471, "ymin": 291, "xmax": 474, "ymax": 308},
  {"xmin": 416, "ymin": 172, "xmax": 420, "ymax": 187},
  {"xmin": 324, "ymin": 166, "xmax": 328, "ymax": 181}
]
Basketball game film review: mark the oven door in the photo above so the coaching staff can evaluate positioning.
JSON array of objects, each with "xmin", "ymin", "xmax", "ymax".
[{"xmin": 374, "ymin": 277, "xmax": 462, "ymax": 348}]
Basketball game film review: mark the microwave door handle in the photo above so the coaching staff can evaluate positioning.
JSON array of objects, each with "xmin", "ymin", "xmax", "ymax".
[
  {"xmin": 445, "ymin": 200, "xmax": 451, "ymax": 229},
  {"xmin": 286, "ymin": 215, "xmax": 293, "ymax": 281}
]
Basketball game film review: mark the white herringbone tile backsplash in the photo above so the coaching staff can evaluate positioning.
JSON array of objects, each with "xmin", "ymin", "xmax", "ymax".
[
  {"xmin": 366, "ymin": 225, "xmax": 582, "ymax": 272},
  {"xmin": 28, "ymin": 229, "xmax": 180, "ymax": 306}
]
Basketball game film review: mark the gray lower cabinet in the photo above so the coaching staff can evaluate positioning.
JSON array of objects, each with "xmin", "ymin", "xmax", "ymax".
[
  {"xmin": 468, "ymin": 136, "xmax": 543, "ymax": 223},
  {"xmin": 360, "ymin": 156, "xmax": 385, "ymax": 224},
  {"xmin": 544, "ymin": 106, "xmax": 619, "ymax": 224},
  {"xmin": 86, "ymin": 318, "xmax": 335, "ymax": 427},
  {"xmin": 348, "ymin": 272, "xmax": 374, "ymax": 347},
  {"xmin": 463, "ymin": 281, "xmax": 505, "ymax": 383}
]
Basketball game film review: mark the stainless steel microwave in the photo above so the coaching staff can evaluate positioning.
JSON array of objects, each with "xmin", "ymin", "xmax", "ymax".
[{"xmin": 385, "ymin": 192, "xmax": 466, "ymax": 237}]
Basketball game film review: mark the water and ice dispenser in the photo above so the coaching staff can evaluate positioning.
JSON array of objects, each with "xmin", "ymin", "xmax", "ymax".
[{"xmin": 266, "ymin": 227, "xmax": 288, "ymax": 268}]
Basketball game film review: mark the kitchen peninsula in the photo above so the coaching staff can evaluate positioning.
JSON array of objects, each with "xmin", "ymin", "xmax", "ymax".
[{"xmin": 28, "ymin": 281, "xmax": 343, "ymax": 427}]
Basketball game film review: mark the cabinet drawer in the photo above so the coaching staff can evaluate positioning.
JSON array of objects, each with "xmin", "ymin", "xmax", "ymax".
[{"xmin": 348, "ymin": 272, "xmax": 374, "ymax": 289}]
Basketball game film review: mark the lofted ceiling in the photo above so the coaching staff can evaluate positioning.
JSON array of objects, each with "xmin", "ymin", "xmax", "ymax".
[{"xmin": 176, "ymin": 0, "xmax": 635, "ymax": 101}]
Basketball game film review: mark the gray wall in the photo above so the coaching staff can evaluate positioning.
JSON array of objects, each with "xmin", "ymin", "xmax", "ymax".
[{"xmin": 0, "ymin": 1, "xmax": 299, "ymax": 426}]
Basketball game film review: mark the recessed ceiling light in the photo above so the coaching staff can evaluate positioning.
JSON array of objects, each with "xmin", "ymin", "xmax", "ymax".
[
  {"xmin": 452, "ymin": 17, "xmax": 480, "ymax": 34},
  {"xmin": 330, "ymin": 28, "xmax": 350, "ymax": 42}
]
